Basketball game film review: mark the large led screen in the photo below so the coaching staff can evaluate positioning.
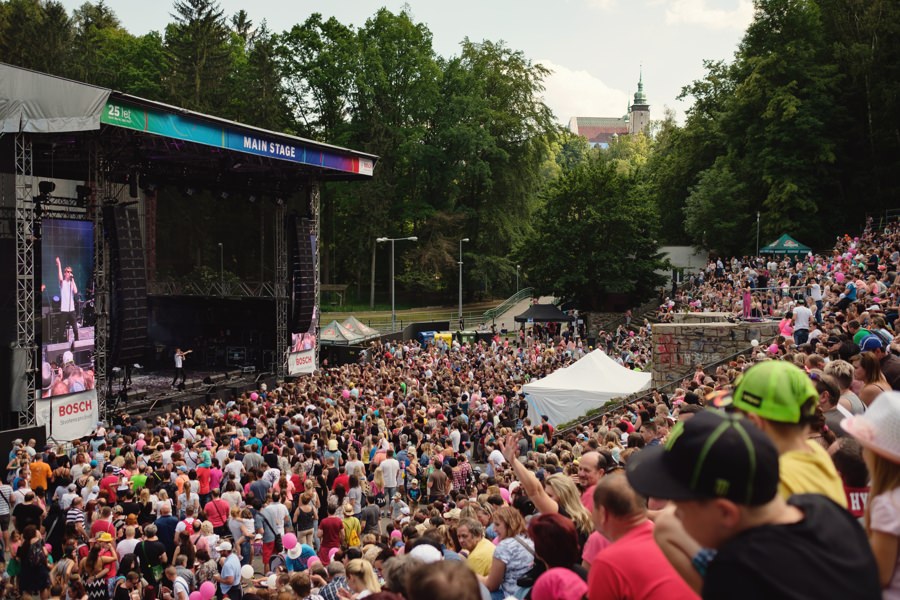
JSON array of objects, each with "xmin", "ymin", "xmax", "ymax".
[{"xmin": 40, "ymin": 219, "xmax": 96, "ymax": 398}]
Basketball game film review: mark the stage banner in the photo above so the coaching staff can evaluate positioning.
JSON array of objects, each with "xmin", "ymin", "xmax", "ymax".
[
  {"xmin": 36, "ymin": 389, "xmax": 98, "ymax": 441},
  {"xmin": 288, "ymin": 349, "xmax": 316, "ymax": 375}
]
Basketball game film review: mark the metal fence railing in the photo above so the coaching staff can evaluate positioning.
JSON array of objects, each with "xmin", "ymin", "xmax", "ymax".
[{"xmin": 482, "ymin": 287, "xmax": 534, "ymax": 323}]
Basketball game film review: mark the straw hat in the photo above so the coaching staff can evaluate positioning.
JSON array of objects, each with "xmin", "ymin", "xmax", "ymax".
[
  {"xmin": 843, "ymin": 391, "xmax": 900, "ymax": 463},
  {"xmin": 342, "ymin": 503, "xmax": 355, "ymax": 516}
]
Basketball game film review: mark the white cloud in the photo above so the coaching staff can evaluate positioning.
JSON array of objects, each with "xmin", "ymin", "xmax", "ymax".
[
  {"xmin": 584, "ymin": 0, "xmax": 617, "ymax": 9},
  {"xmin": 664, "ymin": 0, "xmax": 753, "ymax": 30},
  {"xmin": 537, "ymin": 60, "xmax": 631, "ymax": 124}
]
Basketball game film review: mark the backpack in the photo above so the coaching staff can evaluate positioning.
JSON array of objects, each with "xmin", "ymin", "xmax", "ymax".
[{"xmin": 343, "ymin": 519, "xmax": 361, "ymax": 548}]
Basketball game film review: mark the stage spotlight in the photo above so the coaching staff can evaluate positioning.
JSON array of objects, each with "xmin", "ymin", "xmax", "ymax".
[
  {"xmin": 274, "ymin": 197, "xmax": 285, "ymax": 206},
  {"xmin": 247, "ymin": 194, "xmax": 257, "ymax": 203},
  {"xmin": 218, "ymin": 190, "xmax": 230, "ymax": 200},
  {"xmin": 38, "ymin": 181, "xmax": 56, "ymax": 197},
  {"xmin": 184, "ymin": 187, "xmax": 196, "ymax": 197}
]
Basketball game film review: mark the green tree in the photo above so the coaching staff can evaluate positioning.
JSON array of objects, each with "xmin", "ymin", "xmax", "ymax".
[
  {"xmin": 0, "ymin": 0, "xmax": 72, "ymax": 75},
  {"xmin": 683, "ymin": 156, "xmax": 753, "ymax": 255},
  {"xmin": 277, "ymin": 13, "xmax": 358, "ymax": 140},
  {"xmin": 164, "ymin": 0, "xmax": 234, "ymax": 112},
  {"xmin": 521, "ymin": 153, "xmax": 666, "ymax": 309}
]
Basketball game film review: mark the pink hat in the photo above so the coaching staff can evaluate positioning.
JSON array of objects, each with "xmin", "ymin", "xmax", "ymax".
[
  {"xmin": 390, "ymin": 529, "xmax": 402, "ymax": 539},
  {"xmin": 531, "ymin": 568, "xmax": 588, "ymax": 600},
  {"xmin": 843, "ymin": 391, "xmax": 900, "ymax": 463}
]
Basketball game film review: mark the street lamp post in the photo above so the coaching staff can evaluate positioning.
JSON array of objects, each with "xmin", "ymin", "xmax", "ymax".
[
  {"xmin": 217, "ymin": 243, "xmax": 224, "ymax": 295},
  {"xmin": 756, "ymin": 211, "xmax": 760, "ymax": 257},
  {"xmin": 458, "ymin": 238, "xmax": 469, "ymax": 327},
  {"xmin": 516, "ymin": 264, "xmax": 520, "ymax": 293},
  {"xmin": 376, "ymin": 236, "xmax": 417, "ymax": 331}
]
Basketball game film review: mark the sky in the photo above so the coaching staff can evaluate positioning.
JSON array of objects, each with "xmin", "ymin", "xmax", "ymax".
[{"xmin": 59, "ymin": 0, "xmax": 755, "ymax": 125}]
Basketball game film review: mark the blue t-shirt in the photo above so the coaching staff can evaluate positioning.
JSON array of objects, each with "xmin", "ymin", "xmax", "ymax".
[{"xmin": 220, "ymin": 553, "xmax": 241, "ymax": 592}]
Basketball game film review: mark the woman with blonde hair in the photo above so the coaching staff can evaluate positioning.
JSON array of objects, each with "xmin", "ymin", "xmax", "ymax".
[
  {"xmin": 480, "ymin": 506, "xmax": 533, "ymax": 600},
  {"xmin": 345, "ymin": 558, "xmax": 381, "ymax": 597},
  {"xmin": 854, "ymin": 352, "xmax": 891, "ymax": 406},
  {"xmin": 497, "ymin": 434, "xmax": 593, "ymax": 542}
]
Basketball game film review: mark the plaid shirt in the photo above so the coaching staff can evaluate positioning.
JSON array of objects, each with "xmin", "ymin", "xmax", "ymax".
[
  {"xmin": 452, "ymin": 462, "xmax": 471, "ymax": 491},
  {"xmin": 319, "ymin": 575, "xmax": 349, "ymax": 600}
]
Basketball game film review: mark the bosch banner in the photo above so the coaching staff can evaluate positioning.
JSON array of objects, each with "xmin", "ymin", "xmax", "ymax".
[{"xmin": 36, "ymin": 389, "xmax": 98, "ymax": 441}]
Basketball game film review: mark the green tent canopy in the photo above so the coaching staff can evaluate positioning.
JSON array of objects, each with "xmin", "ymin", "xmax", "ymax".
[{"xmin": 760, "ymin": 234, "xmax": 812, "ymax": 255}]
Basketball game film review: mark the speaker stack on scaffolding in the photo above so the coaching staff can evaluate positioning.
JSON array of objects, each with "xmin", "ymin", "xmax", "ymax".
[
  {"xmin": 290, "ymin": 216, "xmax": 316, "ymax": 332},
  {"xmin": 102, "ymin": 204, "xmax": 148, "ymax": 371}
]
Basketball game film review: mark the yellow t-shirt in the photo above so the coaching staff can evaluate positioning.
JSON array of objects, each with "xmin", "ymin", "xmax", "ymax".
[
  {"xmin": 779, "ymin": 440, "xmax": 847, "ymax": 508},
  {"xmin": 466, "ymin": 537, "xmax": 495, "ymax": 576}
]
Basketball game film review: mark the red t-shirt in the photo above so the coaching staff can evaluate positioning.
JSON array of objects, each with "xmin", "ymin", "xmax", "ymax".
[
  {"xmin": 197, "ymin": 467, "xmax": 211, "ymax": 495},
  {"xmin": 204, "ymin": 499, "xmax": 230, "ymax": 527},
  {"xmin": 332, "ymin": 474, "xmax": 350, "ymax": 494},
  {"xmin": 99, "ymin": 475, "xmax": 119, "ymax": 503},
  {"xmin": 90, "ymin": 519, "xmax": 116, "ymax": 539},
  {"xmin": 845, "ymin": 485, "xmax": 870, "ymax": 518},
  {"xmin": 317, "ymin": 516, "xmax": 344, "ymax": 564},
  {"xmin": 589, "ymin": 520, "xmax": 699, "ymax": 600}
]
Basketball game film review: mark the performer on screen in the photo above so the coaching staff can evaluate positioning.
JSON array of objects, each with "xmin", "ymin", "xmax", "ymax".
[
  {"xmin": 56, "ymin": 256, "xmax": 79, "ymax": 342},
  {"xmin": 172, "ymin": 347, "xmax": 191, "ymax": 388}
]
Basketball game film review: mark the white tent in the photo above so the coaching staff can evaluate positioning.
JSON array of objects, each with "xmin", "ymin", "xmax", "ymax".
[{"xmin": 523, "ymin": 350, "xmax": 651, "ymax": 426}]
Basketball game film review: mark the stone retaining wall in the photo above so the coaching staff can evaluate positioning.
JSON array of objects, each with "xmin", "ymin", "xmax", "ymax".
[{"xmin": 652, "ymin": 320, "xmax": 781, "ymax": 387}]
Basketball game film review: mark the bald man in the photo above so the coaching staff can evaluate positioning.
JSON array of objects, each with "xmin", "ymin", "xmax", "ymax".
[{"xmin": 578, "ymin": 451, "xmax": 606, "ymax": 512}]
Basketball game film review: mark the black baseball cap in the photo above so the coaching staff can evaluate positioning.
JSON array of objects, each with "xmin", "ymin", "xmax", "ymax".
[{"xmin": 626, "ymin": 410, "xmax": 779, "ymax": 506}]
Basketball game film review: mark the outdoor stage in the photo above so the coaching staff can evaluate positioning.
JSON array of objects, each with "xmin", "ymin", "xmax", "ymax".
[
  {"xmin": 0, "ymin": 62, "xmax": 375, "ymax": 434},
  {"xmin": 106, "ymin": 367, "xmax": 269, "ymax": 419}
]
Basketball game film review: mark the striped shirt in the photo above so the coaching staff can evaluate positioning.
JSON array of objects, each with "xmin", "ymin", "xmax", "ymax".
[
  {"xmin": 0, "ymin": 484, "xmax": 11, "ymax": 516},
  {"xmin": 66, "ymin": 506, "xmax": 85, "ymax": 525}
]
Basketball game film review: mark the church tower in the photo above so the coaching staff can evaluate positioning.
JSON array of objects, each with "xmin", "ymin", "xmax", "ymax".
[{"xmin": 629, "ymin": 69, "xmax": 650, "ymax": 135}]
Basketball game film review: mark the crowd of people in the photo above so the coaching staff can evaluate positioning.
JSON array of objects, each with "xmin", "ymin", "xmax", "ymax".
[{"xmin": 5, "ymin": 219, "xmax": 900, "ymax": 600}]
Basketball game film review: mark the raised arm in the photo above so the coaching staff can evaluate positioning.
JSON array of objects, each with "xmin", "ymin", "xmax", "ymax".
[
  {"xmin": 497, "ymin": 433, "xmax": 558, "ymax": 515},
  {"xmin": 56, "ymin": 256, "xmax": 63, "ymax": 284}
]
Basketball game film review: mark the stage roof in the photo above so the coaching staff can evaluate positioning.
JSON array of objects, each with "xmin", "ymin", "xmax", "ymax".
[{"xmin": 0, "ymin": 62, "xmax": 376, "ymax": 184}]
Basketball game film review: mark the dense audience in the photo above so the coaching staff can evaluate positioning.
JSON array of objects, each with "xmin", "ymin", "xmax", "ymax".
[{"xmin": 5, "ymin": 218, "xmax": 900, "ymax": 600}]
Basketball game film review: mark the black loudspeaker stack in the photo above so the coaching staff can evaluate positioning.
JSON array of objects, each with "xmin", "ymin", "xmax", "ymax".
[
  {"xmin": 290, "ymin": 216, "xmax": 316, "ymax": 333},
  {"xmin": 103, "ymin": 205, "xmax": 148, "ymax": 366}
]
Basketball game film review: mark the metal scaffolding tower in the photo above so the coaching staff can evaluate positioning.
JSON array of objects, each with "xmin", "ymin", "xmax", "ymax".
[
  {"xmin": 14, "ymin": 134, "xmax": 37, "ymax": 427},
  {"xmin": 275, "ymin": 201, "xmax": 288, "ymax": 377},
  {"xmin": 311, "ymin": 184, "xmax": 321, "ymax": 368}
]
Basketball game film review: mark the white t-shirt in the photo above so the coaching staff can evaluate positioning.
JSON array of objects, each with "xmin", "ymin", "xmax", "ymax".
[
  {"xmin": 60, "ymin": 279, "xmax": 76, "ymax": 312},
  {"xmin": 487, "ymin": 450, "xmax": 506, "ymax": 477},
  {"xmin": 809, "ymin": 283, "xmax": 823, "ymax": 301},
  {"xmin": 175, "ymin": 353, "xmax": 183, "ymax": 368},
  {"xmin": 793, "ymin": 306, "xmax": 812, "ymax": 330},
  {"xmin": 117, "ymin": 537, "xmax": 140, "ymax": 557},
  {"xmin": 380, "ymin": 458, "xmax": 401, "ymax": 488}
]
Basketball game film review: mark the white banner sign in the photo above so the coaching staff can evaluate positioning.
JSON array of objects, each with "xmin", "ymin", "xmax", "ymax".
[
  {"xmin": 36, "ymin": 389, "xmax": 98, "ymax": 441},
  {"xmin": 288, "ymin": 349, "xmax": 316, "ymax": 375}
]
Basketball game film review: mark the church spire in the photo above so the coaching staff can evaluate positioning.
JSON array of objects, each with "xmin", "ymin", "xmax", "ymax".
[{"xmin": 633, "ymin": 65, "xmax": 648, "ymax": 106}]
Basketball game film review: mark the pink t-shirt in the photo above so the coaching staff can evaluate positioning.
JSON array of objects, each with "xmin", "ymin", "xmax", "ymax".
[
  {"xmin": 869, "ymin": 488, "xmax": 900, "ymax": 599},
  {"xmin": 581, "ymin": 531, "xmax": 611, "ymax": 565}
]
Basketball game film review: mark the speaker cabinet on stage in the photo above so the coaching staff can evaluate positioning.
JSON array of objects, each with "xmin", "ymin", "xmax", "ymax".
[
  {"xmin": 290, "ymin": 216, "xmax": 316, "ymax": 332},
  {"xmin": 46, "ymin": 312, "xmax": 68, "ymax": 344},
  {"xmin": 103, "ymin": 204, "xmax": 148, "ymax": 366}
]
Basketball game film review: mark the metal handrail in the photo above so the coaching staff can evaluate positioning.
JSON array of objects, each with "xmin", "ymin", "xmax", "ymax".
[{"xmin": 483, "ymin": 287, "xmax": 534, "ymax": 322}]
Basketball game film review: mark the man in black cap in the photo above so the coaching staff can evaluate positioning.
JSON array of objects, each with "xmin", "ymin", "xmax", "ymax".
[{"xmin": 625, "ymin": 409, "xmax": 880, "ymax": 599}]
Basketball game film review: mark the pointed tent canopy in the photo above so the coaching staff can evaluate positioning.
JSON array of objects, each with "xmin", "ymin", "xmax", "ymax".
[
  {"xmin": 320, "ymin": 320, "xmax": 364, "ymax": 345},
  {"xmin": 760, "ymin": 234, "xmax": 812, "ymax": 255},
  {"xmin": 523, "ymin": 349, "xmax": 651, "ymax": 426},
  {"xmin": 514, "ymin": 303, "xmax": 575, "ymax": 323},
  {"xmin": 340, "ymin": 316, "xmax": 380, "ymax": 339}
]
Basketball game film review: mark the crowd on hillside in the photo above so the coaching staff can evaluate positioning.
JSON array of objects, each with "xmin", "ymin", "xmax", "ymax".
[{"xmin": 5, "ymin": 219, "xmax": 900, "ymax": 600}]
